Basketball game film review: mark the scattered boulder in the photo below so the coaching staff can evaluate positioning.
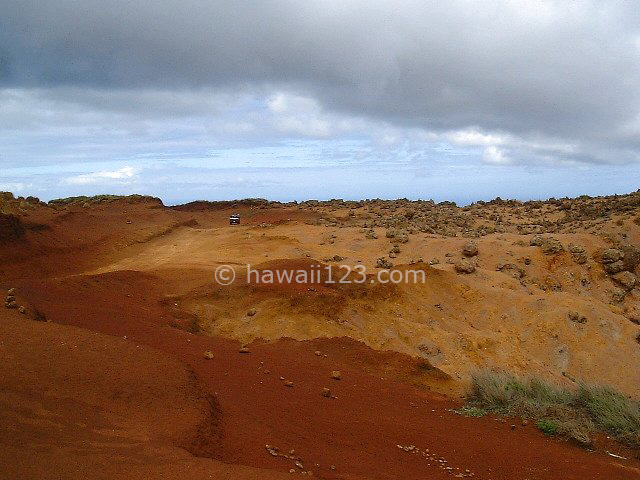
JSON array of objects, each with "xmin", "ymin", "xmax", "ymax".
[
  {"xmin": 619, "ymin": 244, "xmax": 640, "ymax": 272},
  {"xmin": 364, "ymin": 229, "xmax": 378, "ymax": 239},
  {"xmin": 239, "ymin": 346, "xmax": 251, "ymax": 354},
  {"xmin": 7, "ymin": 288, "xmax": 15, "ymax": 296},
  {"xmin": 376, "ymin": 257, "xmax": 393, "ymax": 269},
  {"xmin": 246, "ymin": 308, "xmax": 257, "ymax": 317},
  {"xmin": 321, "ymin": 388, "xmax": 332, "ymax": 398},
  {"xmin": 612, "ymin": 271, "xmax": 637, "ymax": 291},
  {"xmin": 386, "ymin": 229, "xmax": 409, "ymax": 243},
  {"xmin": 568, "ymin": 311, "xmax": 587, "ymax": 324},
  {"xmin": 18, "ymin": 306, "xmax": 26, "ymax": 314},
  {"xmin": 612, "ymin": 288, "xmax": 626, "ymax": 303},
  {"xmin": 568, "ymin": 244, "xmax": 588, "ymax": 264},
  {"xmin": 601, "ymin": 248, "xmax": 624, "ymax": 264},
  {"xmin": 203, "ymin": 350, "xmax": 214, "ymax": 359},
  {"xmin": 330, "ymin": 370, "xmax": 342, "ymax": 380},
  {"xmin": 540, "ymin": 237, "xmax": 564, "ymax": 255},
  {"xmin": 462, "ymin": 241, "xmax": 479, "ymax": 257},
  {"xmin": 454, "ymin": 259, "xmax": 475, "ymax": 274},
  {"xmin": 496, "ymin": 263, "xmax": 525, "ymax": 279},
  {"xmin": 284, "ymin": 381, "xmax": 294, "ymax": 387},
  {"xmin": 604, "ymin": 260, "xmax": 625, "ymax": 275},
  {"xmin": 530, "ymin": 235, "xmax": 544, "ymax": 246}
]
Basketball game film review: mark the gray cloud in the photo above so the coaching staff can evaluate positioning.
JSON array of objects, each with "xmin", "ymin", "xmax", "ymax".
[
  {"xmin": 2, "ymin": 2, "xmax": 640, "ymax": 140},
  {"xmin": 1, "ymin": 0, "xmax": 640, "ymax": 186}
]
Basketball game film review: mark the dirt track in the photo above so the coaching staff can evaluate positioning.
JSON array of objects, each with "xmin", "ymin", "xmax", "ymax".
[{"xmin": 1, "ymin": 195, "xmax": 640, "ymax": 479}]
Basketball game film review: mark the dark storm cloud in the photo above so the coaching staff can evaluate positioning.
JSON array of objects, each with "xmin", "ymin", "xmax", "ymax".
[{"xmin": 2, "ymin": 0, "xmax": 640, "ymax": 148}]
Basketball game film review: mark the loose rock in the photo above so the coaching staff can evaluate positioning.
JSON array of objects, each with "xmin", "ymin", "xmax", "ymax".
[
  {"xmin": 568, "ymin": 311, "xmax": 587, "ymax": 324},
  {"xmin": 601, "ymin": 248, "xmax": 624, "ymax": 264},
  {"xmin": 612, "ymin": 271, "xmax": 637, "ymax": 291},
  {"xmin": 454, "ymin": 259, "xmax": 475, "ymax": 274},
  {"xmin": 604, "ymin": 260, "xmax": 625, "ymax": 275},
  {"xmin": 462, "ymin": 241, "xmax": 478, "ymax": 257},
  {"xmin": 376, "ymin": 257, "xmax": 393, "ymax": 269},
  {"xmin": 540, "ymin": 237, "xmax": 564, "ymax": 255}
]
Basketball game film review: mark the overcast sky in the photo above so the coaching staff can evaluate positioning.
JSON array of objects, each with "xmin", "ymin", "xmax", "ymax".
[{"xmin": 1, "ymin": 0, "xmax": 640, "ymax": 204}]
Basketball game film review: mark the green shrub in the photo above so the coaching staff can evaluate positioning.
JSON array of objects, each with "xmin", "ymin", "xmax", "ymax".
[
  {"xmin": 537, "ymin": 419, "xmax": 559, "ymax": 435},
  {"xmin": 465, "ymin": 369, "xmax": 640, "ymax": 449}
]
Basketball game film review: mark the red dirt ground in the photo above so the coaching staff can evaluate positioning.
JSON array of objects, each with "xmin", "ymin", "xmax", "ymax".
[
  {"xmin": 1, "ymin": 197, "xmax": 639, "ymax": 479},
  {"xmin": 4, "ymin": 269, "xmax": 637, "ymax": 479}
]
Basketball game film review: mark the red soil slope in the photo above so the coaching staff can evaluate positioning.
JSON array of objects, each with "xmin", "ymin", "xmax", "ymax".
[
  {"xmin": 6, "ymin": 269, "xmax": 638, "ymax": 480},
  {"xmin": 0, "ymin": 310, "xmax": 291, "ymax": 479},
  {"xmin": 1, "ymin": 196, "xmax": 639, "ymax": 479}
]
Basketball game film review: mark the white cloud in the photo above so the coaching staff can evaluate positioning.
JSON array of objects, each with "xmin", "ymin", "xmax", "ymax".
[
  {"xmin": 0, "ymin": 182, "xmax": 33, "ymax": 192},
  {"xmin": 64, "ymin": 166, "xmax": 139, "ymax": 185},
  {"xmin": 267, "ymin": 92, "xmax": 340, "ymax": 138},
  {"xmin": 482, "ymin": 146, "xmax": 511, "ymax": 165},
  {"xmin": 447, "ymin": 129, "xmax": 507, "ymax": 147}
]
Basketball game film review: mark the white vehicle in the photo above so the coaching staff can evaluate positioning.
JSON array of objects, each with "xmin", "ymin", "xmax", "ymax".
[{"xmin": 229, "ymin": 213, "xmax": 240, "ymax": 225}]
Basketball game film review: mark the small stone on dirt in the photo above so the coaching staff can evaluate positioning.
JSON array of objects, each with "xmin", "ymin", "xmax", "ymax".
[
  {"xmin": 604, "ymin": 260, "xmax": 625, "ymax": 274},
  {"xmin": 568, "ymin": 311, "xmax": 587, "ymax": 324},
  {"xmin": 462, "ymin": 241, "xmax": 478, "ymax": 257},
  {"xmin": 601, "ymin": 248, "xmax": 624, "ymax": 264},
  {"xmin": 203, "ymin": 350, "xmax": 214, "ymax": 359},
  {"xmin": 376, "ymin": 257, "xmax": 393, "ymax": 269},
  {"xmin": 454, "ymin": 259, "xmax": 475, "ymax": 274},
  {"xmin": 330, "ymin": 370, "xmax": 341, "ymax": 380},
  {"xmin": 612, "ymin": 271, "xmax": 636, "ymax": 291}
]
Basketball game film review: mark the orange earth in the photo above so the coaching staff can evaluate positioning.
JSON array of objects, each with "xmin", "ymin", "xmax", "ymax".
[{"xmin": 1, "ymin": 191, "xmax": 639, "ymax": 479}]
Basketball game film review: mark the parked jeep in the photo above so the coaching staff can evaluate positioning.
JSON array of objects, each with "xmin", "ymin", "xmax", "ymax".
[{"xmin": 229, "ymin": 213, "xmax": 240, "ymax": 225}]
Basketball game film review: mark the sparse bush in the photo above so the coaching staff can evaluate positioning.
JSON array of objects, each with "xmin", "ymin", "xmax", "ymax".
[
  {"xmin": 537, "ymin": 419, "xmax": 559, "ymax": 435},
  {"xmin": 575, "ymin": 385, "xmax": 640, "ymax": 442},
  {"xmin": 453, "ymin": 405, "xmax": 487, "ymax": 417},
  {"xmin": 466, "ymin": 369, "xmax": 640, "ymax": 449}
]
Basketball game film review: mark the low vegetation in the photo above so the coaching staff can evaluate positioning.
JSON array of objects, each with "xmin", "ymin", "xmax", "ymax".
[
  {"xmin": 464, "ymin": 370, "xmax": 640, "ymax": 449},
  {"xmin": 48, "ymin": 194, "xmax": 159, "ymax": 207}
]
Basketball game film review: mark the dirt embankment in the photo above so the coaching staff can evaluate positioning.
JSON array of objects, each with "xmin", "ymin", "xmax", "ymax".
[{"xmin": 1, "ymin": 192, "xmax": 640, "ymax": 478}]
